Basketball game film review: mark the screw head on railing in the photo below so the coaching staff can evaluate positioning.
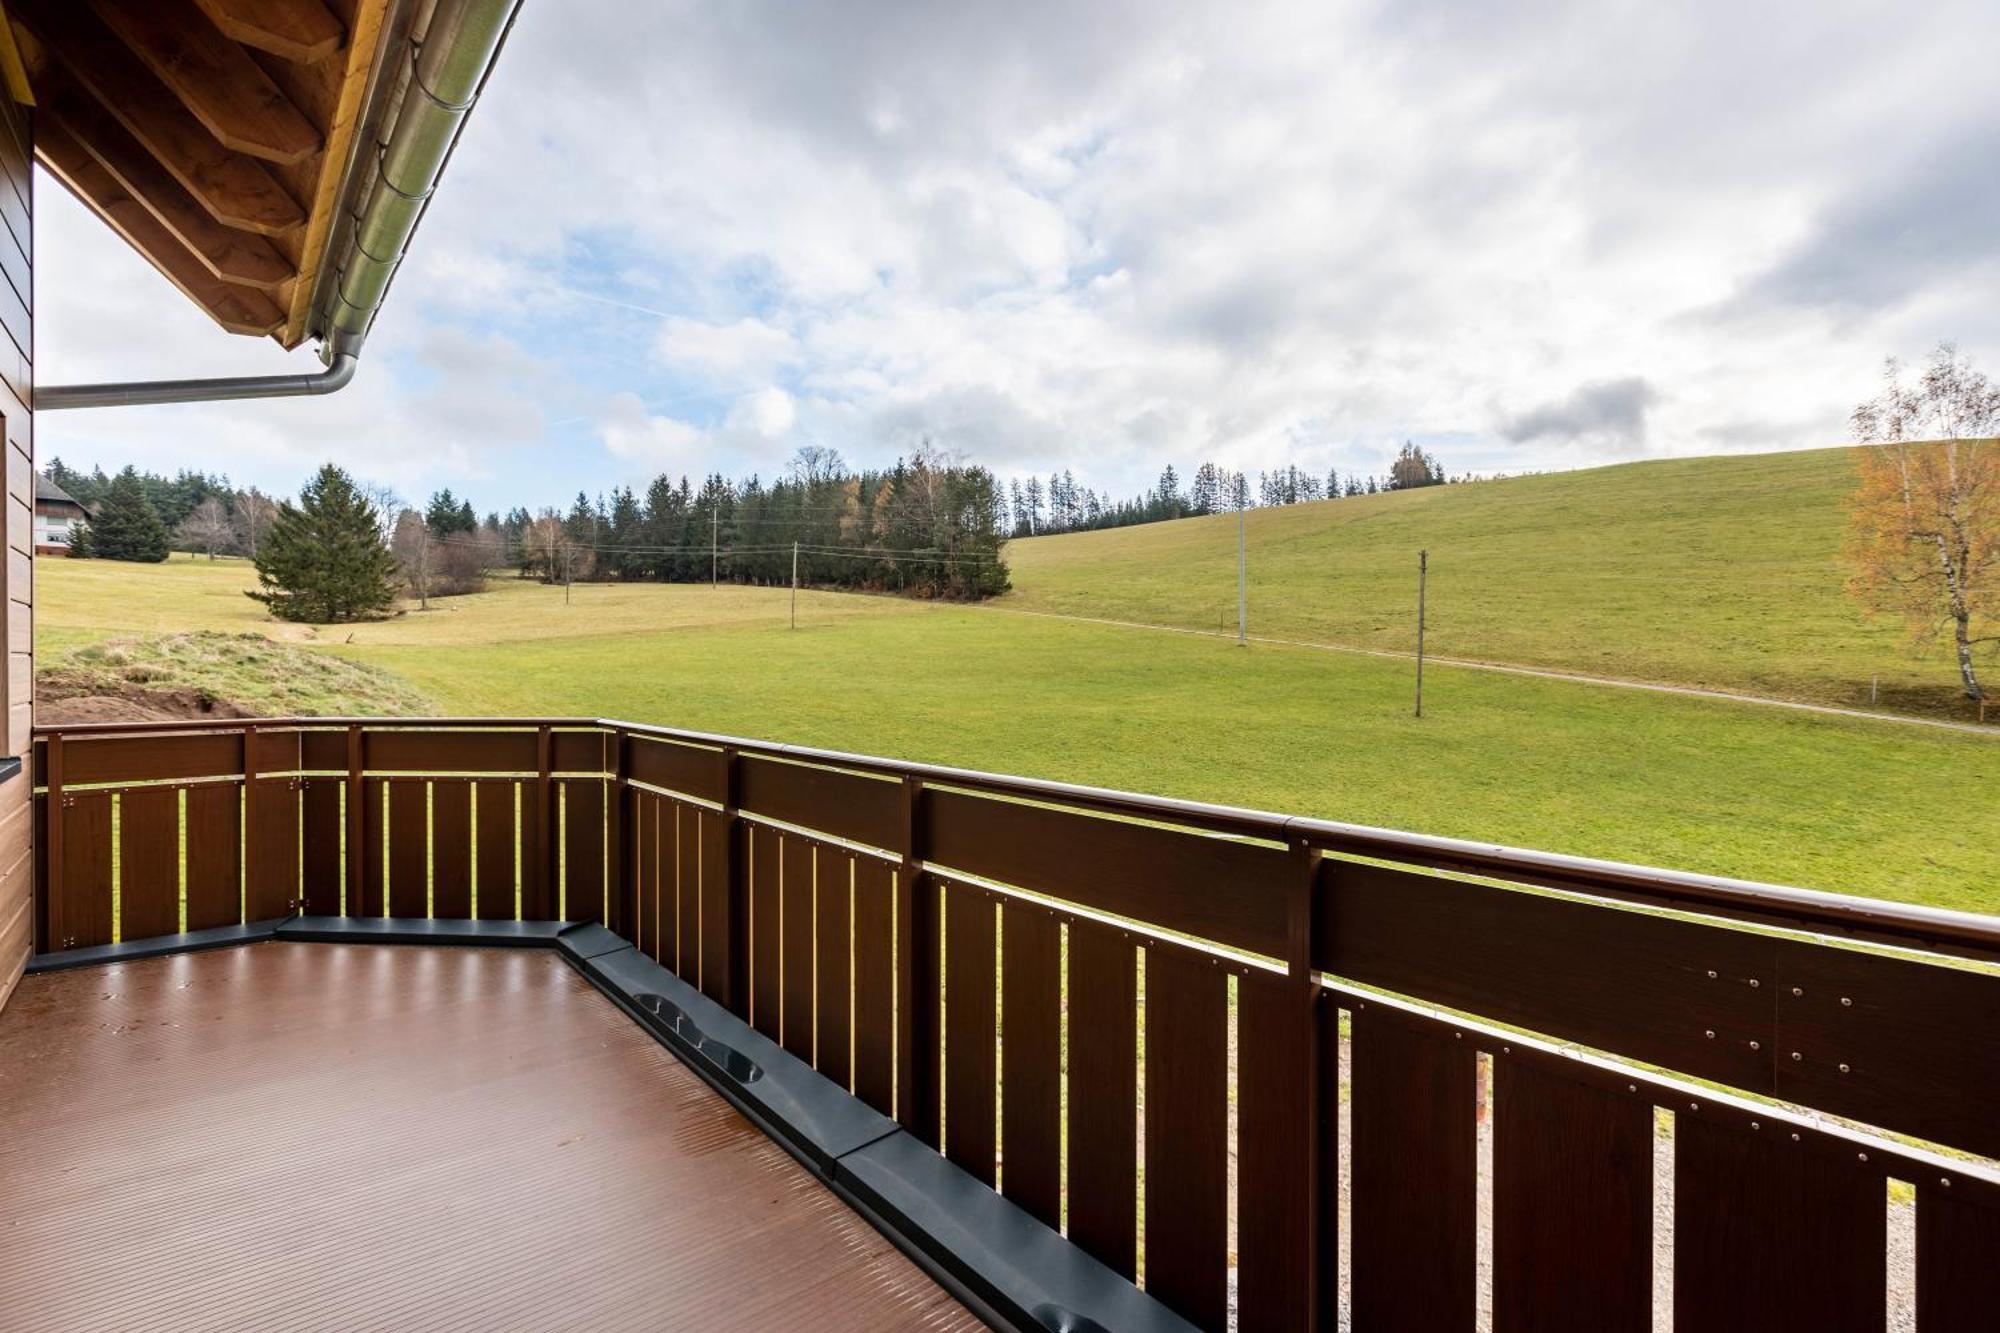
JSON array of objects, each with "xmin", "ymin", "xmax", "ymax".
[
  {"xmin": 1838, "ymin": 1063, "xmax": 1850, "ymax": 1074},
  {"xmin": 1704, "ymin": 1029, "xmax": 1715, "ymax": 1039},
  {"xmin": 1790, "ymin": 1051, "xmax": 1802, "ymax": 1061},
  {"xmin": 1789, "ymin": 986, "xmax": 1803, "ymax": 997},
  {"xmin": 1689, "ymin": 1101, "xmax": 1700, "ymax": 1112},
  {"xmin": 1750, "ymin": 1120, "xmax": 1761, "ymax": 1130},
  {"xmin": 1748, "ymin": 978, "xmax": 1760, "ymax": 988},
  {"xmin": 1749, "ymin": 1040, "xmax": 1760, "ymax": 1051},
  {"xmin": 1706, "ymin": 969, "xmax": 1717, "ymax": 979},
  {"xmin": 1840, "ymin": 996, "xmax": 1852, "ymax": 1007}
]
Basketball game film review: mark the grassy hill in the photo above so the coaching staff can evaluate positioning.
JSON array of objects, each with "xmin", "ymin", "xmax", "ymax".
[
  {"xmin": 30, "ymin": 554, "xmax": 2000, "ymax": 913},
  {"xmin": 1002, "ymin": 447, "xmax": 1982, "ymax": 719}
]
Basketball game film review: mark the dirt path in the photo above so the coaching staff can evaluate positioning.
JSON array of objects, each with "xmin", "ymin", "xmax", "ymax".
[{"xmin": 982, "ymin": 605, "xmax": 1996, "ymax": 738}]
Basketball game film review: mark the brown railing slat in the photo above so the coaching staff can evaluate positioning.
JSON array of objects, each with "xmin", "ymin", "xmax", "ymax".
[
  {"xmin": 780, "ymin": 834, "xmax": 816, "ymax": 1064},
  {"xmin": 117, "ymin": 786, "xmax": 180, "ymax": 943},
  {"xmin": 700, "ymin": 795, "xmax": 734, "ymax": 1008},
  {"xmin": 1238, "ymin": 970, "xmax": 1317, "ymax": 1333},
  {"xmin": 634, "ymin": 791, "xmax": 659, "ymax": 960},
  {"xmin": 300, "ymin": 778, "xmax": 340, "ymax": 915},
  {"xmin": 358, "ymin": 778, "xmax": 386, "ymax": 917},
  {"xmin": 924, "ymin": 786, "xmax": 1288, "ymax": 958},
  {"xmin": 1351, "ymin": 1003, "xmax": 1477, "ymax": 1332},
  {"xmin": 246, "ymin": 777, "xmax": 297, "ymax": 920},
  {"xmin": 738, "ymin": 754, "xmax": 901, "ymax": 852},
  {"xmin": 749, "ymin": 824, "xmax": 781, "ymax": 1039},
  {"xmin": 563, "ymin": 778, "xmax": 606, "ymax": 925},
  {"xmin": 552, "ymin": 728, "xmax": 606, "ymax": 774},
  {"xmin": 364, "ymin": 729, "xmax": 536, "ymax": 774},
  {"xmin": 944, "ymin": 882, "xmax": 997, "ymax": 1186},
  {"xmin": 528, "ymin": 727, "xmax": 553, "ymax": 921},
  {"xmin": 999, "ymin": 900, "xmax": 1060, "ymax": 1229},
  {"xmin": 815, "ymin": 846, "xmax": 853, "ymax": 1091},
  {"xmin": 387, "ymin": 781, "xmax": 429, "ymax": 918},
  {"xmin": 1917, "ymin": 1181, "xmax": 2000, "ymax": 1327},
  {"xmin": 1773, "ymin": 939, "xmax": 2000, "ymax": 1162},
  {"xmin": 895, "ymin": 776, "xmax": 940, "ymax": 1146},
  {"xmin": 58, "ymin": 731, "xmax": 241, "ymax": 786},
  {"xmin": 58, "ymin": 791, "xmax": 113, "ymax": 950},
  {"xmin": 1673, "ymin": 1113, "xmax": 1886, "ymax": 1332},
  {"xmin": 1493, "ymin": 1057, "xmax": 1652, "ymax": 1332},
  {"xmin": 851, "ymin": 855, "xmax": 895, "ymax": 1117},
  {"xmin": 431, "ymin": 782, "xmax": 472, "ymax": 919},
  {"xmin": 1323, "ymin": 861, "xmax": 1777, "ymax": 1093},
  {"xmin": 474, "ymin": 780, "xmax": 516, "ymax": 921},
  {"xmin": 185, "ymin": 781, "xmax": 243, "ymax": 930},
  {"xmin": 1066, "ymin": 918, "xmax": 1137, "ymax": 1279},
  {"xmin": 1142, "ymin": 941, "xmax": 1228, "ymax": 1329},
  {"xmin": 674, "ymin": 801, "xmax": 699, "ymax": 977},
  {"xmin": 627, "ymin": 733, "xmax": 725, "ymax": 803}
]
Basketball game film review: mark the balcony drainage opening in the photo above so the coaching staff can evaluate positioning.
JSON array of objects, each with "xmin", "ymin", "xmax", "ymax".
[
  {"xmin": 633, "ymin": 991, "xmax": 763, "ymax": 1084},
  {"xmin": 1886, "ymin": 1177, "xmax": 1914, "ymax": 1333},
  {"xmin": 1476, "ymin": 1050, "xmax": 1494, "ymax": 1333}
]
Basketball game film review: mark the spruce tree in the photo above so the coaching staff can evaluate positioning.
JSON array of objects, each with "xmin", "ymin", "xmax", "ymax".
[
  {"xmin": 91, "ymin": 467, "xmax": 171, "ymax": 562},
  {"xmin": 248, "ymin": 464, "xmax": 398, "ymax": 622}
]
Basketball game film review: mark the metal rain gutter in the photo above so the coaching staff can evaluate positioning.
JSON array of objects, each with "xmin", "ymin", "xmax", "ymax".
[
  {"xmin": 321, "ymin": 0, "xmax": 521, "ymax": 361},
  {"xmin": 34, "ymin": 0, "xmax": 520, "ymax": 411}
]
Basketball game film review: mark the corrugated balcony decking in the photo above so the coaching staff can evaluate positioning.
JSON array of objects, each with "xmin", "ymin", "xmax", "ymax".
[{"xmin": 0, "ymin": 942, "xmax": 981, "ymax": 1332}]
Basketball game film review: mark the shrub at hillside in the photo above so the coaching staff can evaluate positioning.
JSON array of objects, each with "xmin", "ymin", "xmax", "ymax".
[
  {"xmin": 248, "ymin": 465, "xmax": 399, "ymax": 623},
  {"xmin": 90, "ymin": 468, "xmax": 171, "ymax": 562}
]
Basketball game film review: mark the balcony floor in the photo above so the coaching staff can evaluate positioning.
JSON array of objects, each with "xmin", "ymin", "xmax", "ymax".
[{"xmin": 0, "ymin": 942, "xmax": 981, "ymax": 1332}]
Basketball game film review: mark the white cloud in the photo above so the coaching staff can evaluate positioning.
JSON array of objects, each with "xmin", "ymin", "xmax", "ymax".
[
  {"xmin": 599, "ymin": 392, "xmax": 704, "ymax": 470},
  {"xmin": 32, "ymin": 0, "xmax": 2000, "ymax": 506}
]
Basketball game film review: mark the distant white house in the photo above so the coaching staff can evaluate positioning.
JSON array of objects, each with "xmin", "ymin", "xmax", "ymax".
[{"xmin": 34, "ymin": 474, "xmax": 90, "ymax": 555}]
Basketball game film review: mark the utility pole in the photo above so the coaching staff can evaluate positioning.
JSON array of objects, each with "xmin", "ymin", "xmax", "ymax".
[
  {"xmin": 711, "ymin": 504, "xmax": 718, "ymax": 588},
  {"xmin": 563, "ymin": 543, "xmax": 573, "ymax": 606},
  {"xmin": 791, "ymin": 541, "xmax": 799, "ymax": 630},
  {"xmin": 1415, "ymin": 549, "xmax": 1428, "ymax": 718},
  {"xmin": 1237, "ymin": 502, "xmax": 1247, "ymax": 646}
]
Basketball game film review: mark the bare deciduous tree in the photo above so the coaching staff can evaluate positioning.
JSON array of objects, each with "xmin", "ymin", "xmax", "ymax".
[
  {"xmin": 1846, "ymin": 343, "xmax": 1999, "ymax": 702},
  {"xmin": 176, "ymin": 496, "xmax": 232, "ymax": 560},
  {"xmin": 391, "ymin": 509, "xmax": 434, "ymax": 610},
  {"xmin": 233, "ymin": 488, "xmax": 278, "ymax": 559}
]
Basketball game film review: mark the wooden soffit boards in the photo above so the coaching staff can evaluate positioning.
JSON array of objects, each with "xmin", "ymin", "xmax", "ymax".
[{"xmin": 9, "ymin": 0, "xmax": 393, "ymax": 348}]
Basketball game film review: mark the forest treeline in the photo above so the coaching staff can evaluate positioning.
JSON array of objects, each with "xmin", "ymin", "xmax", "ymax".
[
  {"xmin": 47, "ymin": 440, "xmax": 1469, "ymax": 602},
  {"xmin": 1007, "ymin": 441, "xmax": 1463, "ymax": 536},
  {"xmin": 495, "ymin": 446, "xmax": 1009, "ymax": 598}
]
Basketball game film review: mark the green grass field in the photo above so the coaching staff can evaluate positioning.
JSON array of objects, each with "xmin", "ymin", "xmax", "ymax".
[
  {"xmin": 1003, "ymin": 446, "xmax": 1988, "ymax": 720},
  {"xmin": 34, "ymin": 552, "xmax": 1999, "ymax": 913}
]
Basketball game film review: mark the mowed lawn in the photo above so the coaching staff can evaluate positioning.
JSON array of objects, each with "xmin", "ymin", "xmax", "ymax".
[
  {"xmin": 1004, "ymin": 446, "xmax": 1987, "ymax": 719},
  {"xmin": 35, "ymin": 555, "xmax": 2000, "ymax": 913}
]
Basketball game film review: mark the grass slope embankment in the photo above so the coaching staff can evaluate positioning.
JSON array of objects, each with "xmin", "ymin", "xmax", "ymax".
[
  {"xmin": 33, "ymin": 551, "xmax": 2000, "ymax": 913},
  {"xmin": 1002, "ymin": 446, "xmax": 1985, "ymax": 719}
]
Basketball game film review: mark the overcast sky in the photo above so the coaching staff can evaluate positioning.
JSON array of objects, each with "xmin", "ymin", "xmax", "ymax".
[{"xmin": 35, "ymin": 0, "xmax": 2000, "ymax": 512}]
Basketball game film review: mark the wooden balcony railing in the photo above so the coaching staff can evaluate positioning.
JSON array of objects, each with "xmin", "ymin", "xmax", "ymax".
[{"xmin": 29, "ymin": 717, "xmax": 2000, "ymax": 1331}]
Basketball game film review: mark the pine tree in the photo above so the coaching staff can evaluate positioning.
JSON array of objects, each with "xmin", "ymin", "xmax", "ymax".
[
  {"xmin": 66, "ymin": 519, "xmax": 95, "ymax": 559},
  {"xmin": 248, "ymin": 464, "xmax": 398, "ymax": 622},
  {"xmin": 92, "ymin": 467, "xmax": 171, "ymax": 562}
]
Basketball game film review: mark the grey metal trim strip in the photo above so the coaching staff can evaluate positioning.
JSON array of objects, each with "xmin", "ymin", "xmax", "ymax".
[
  {"xmin": 26, "ymin": 918, "xmax": 291, "ymax": 973},
  {"xmin": 276, "ymin": 916, "xmax": 570, "ymax": 946}
]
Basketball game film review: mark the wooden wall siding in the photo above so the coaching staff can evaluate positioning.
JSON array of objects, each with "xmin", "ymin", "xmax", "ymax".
[
  {"xmin": 0, "ymin": 85, "xmax": 28, "ymax": 1015},
  {"xmin": 24, "ymin": 718, "xmax": 2000, "ymax": 1332}
]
